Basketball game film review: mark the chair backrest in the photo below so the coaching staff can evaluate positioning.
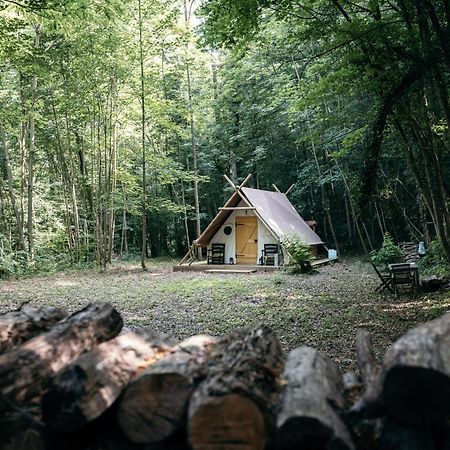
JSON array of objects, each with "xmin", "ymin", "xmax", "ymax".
[
  {"xmin": 211, "ymin": 243, "xmax": 225, "ymax": 254},
  {"xmin": 370, "ymin": 261, "xmax": 386, "ymax": 280},
  {"xmin": 391, "ymin": 264, "xmax": 413, "ymax": 284},
  {"xmin": 264, "ymin": 244, "xmax": 279, "ymax": 255}
]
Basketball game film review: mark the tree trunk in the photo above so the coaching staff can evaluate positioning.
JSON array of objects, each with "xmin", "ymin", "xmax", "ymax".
[
  {"xmin": 184, "ymin": 2, "xmax": 201, "ymax": 259},
  {"xmin": 27, "ymin": 24, "xmax": 40, "ymax": 260},
  {"xmin": 188, "ymin": 326, "xmax": 284, "ymax": 450},
  {"xmin": 1, "ymin": 127, "xmax": 26, "ymax": 251},
  {"xmin": 118, "ymin": 335, "xmax": 215, "ymax": 444},
  {"xmin": 0, "ymin": 306, "xmax": 67, "ymax": 354},
  {"xmin": 42, "ymin": 331, "xmax": 175, "ymax": 431},
  {"xmin": 138, "ymin": 0, "xmax": 147, "ymax": 270},
  {"xmin": 0, "ymin": 302, "xmax": 122, "ymax": 407},
  {"xmin": 380, "ymin": 311, "xmax": 450, "ymax": 425},
  {"xmin": 276, "ymin": 346, "xmax": 354, "ymax": 450}
]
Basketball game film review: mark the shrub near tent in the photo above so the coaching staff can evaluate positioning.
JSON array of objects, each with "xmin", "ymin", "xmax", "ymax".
[{"xmin": 281, "ymin": 234, "xmax": 313, "ymax": 273}]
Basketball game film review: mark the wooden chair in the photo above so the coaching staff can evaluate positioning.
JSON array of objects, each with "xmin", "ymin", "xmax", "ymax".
[
  {"xmin": 371, "ymin": 262, "xmax": 393, "ymax": 293},
  {"xmin": 207, "ymin": 243, "xmax": 225, "ymax": 265},
  {"xmin": 390, "ymin": 263, "xmax": 416, "ymax": 296},
  {"xmin": 261, "ymin": 244, "xmax": 279, "ymax": 266}
]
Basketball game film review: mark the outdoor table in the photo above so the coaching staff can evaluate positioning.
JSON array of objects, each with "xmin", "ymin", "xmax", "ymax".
[{"xmin": 388, "ymin": 262, "xmax": 420, "ymax": 292}]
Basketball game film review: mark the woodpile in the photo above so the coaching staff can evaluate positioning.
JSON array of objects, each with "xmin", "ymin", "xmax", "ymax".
[{"xmin": 1, "ymin": 302, "xmax": 450, "ymax": 450}]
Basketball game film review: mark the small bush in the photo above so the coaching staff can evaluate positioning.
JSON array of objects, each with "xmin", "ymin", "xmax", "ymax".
[
  {"xmin": 370, "ymin": 233, "xmax": 403, "ymax": 266},
  {"xmin": 418, "ymin": 240, "xmax": 450, "ymax": 278},
  {"xmin": 281, "ymin": 234, "xmax": 313, "ymax": 274}
]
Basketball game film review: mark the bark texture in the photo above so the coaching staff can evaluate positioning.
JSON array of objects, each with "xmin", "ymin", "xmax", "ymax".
[
  {"xmin": 380, "ymin": 312, "xmax": 450, "ymax": 425},
  {"xmin": 42, "ymin": 331, "xmax": 174, "ymax": 431},
  {"xmin": 188, "ymin": 326, "xmax": 284, "ymax": 450},
  {"xmin": 0, "ymin": 302, "xmax": 122, "ymax": 407},
  {"xmin": 0, "ymin": 306, "xmax": 67, "ymax": 354},
  {"xmin": 276, "ymin": 346, "xmax": 354, "ymax": 450},
  {"xmin": 118, "ymin": 335, "xmax": 215, "ymax": 444}
]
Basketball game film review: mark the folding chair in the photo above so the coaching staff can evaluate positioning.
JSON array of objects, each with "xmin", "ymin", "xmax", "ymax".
[{"xmin": 371, "ymin": 262, "xmax": 393, "ymax": 293}]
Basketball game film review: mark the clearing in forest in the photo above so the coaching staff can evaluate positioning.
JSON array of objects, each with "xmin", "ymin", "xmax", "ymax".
[{"xmin": 0, "ymin": 259, "xmax": 448, "ymax": 372}]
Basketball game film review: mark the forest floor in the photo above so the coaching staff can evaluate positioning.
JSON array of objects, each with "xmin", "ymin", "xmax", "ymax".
[{"xmin": 1, "ymin": 258, "xmax": 449, "ymax": 372}]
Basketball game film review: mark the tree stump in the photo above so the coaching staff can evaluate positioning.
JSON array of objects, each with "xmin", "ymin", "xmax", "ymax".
[
  {"xmin": 188, "ymin": 326, "xmax": 284, "ymax": 450},
  {"xmin": 380, "ymin": 312, "xmax": 450, "ymax": 425},
  {"xmin": 0, "ymin": 302, "xmax": 122, "ymax": 407},
  {"xmin": 276, "ymin": 346, "xmax": 354, "ymax": 450},
  {"xmin": 42, "ymin": 331, "xmax": 175, "ymax": 431},
  {"xmin": 118, "ymin": 335, "xmax": 215, "ymax": 444},
  {"xmin": 0, "ymin": 306, "xmax": 67, "ymax": 354}
]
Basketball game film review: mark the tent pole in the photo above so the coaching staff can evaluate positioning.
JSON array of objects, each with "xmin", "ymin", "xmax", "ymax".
[
  {"xmin": 239, "ymin": 173, "xmax": 252, "ymax": 188},
  {"xmin": 223, "ymin": 174, "xmax": 237, "ymax": 190}
]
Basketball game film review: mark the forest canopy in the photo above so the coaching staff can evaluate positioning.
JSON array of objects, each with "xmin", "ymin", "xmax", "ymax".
[{"xmin": 0, "ymin": 0, "xmax": 449, "ymax": 275}]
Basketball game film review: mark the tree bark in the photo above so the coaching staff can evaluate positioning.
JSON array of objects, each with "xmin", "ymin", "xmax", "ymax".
[
  {"xmin": 1, "ymin": 127, "xmax": 26, "ymax": 251},
  {"xmin": 380, "ymin": 312, "xmax": 450, "ymax": 425},
  {"xmin": 276, "ymin": 346, "xmax": 354, "ymax": 450},
  {"xmin": 0, "ymin": 306, "xmax": 67, "ymax": 354},
  {"xmin": 27, "ymin": 24, "xmax": 40, "ymax": 259},
  {"xmin": 118, "ymin": 335, "xmax": 215, "ymax": 444},
  {"xmin": 350, "ymin": 329, "xmax": 384, "ymax": 418},
  {"xmin": 188, "ymin": 326, "xmax": 284, "ymax": 450},
  {"xmin": 0, "ymin": 302, "xmax": 122, "ymax": 407},
  {"xmin": 184, "ymin": 2, "xmax": 201, "ymax": 259},
  {"xmin": 138, "ymin": 0, "xmax": 147, "ymax": 270},
  {"xmin": 42, "ymin": 331, "xmax": 175, "ymax": 431}
]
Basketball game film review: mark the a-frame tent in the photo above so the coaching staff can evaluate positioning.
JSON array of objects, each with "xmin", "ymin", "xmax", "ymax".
[{"xmin": 179, "ymin": 175, "xmax": 324, "ymax": 267}]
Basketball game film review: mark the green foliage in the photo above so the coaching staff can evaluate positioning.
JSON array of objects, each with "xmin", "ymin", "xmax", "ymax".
[
  {"xmin": 281, "ymin": 234, "xmax": 313, "ymax": 274},
  {"xmin": 370, "ymin": 233, "xmax": 403, "ymax": 266},
  {"xmin": 419, "ymin": 240, "xmax": 450, "ymax": 278}
]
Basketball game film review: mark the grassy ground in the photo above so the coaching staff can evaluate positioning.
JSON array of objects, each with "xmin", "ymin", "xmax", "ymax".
[{"xmin": 1, "ymin": 258, "xmax": 449, "ymax": 372}]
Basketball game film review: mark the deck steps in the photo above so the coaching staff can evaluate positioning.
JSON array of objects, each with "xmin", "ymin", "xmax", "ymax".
[{"xmin": 204, "ymin": 269, "xmax": 257, "ymax": 274}]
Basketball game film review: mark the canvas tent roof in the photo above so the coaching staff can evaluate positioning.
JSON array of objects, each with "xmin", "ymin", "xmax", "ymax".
[{"xmin": 195, "ymin": 187, "xmax": 323, "ymax": 247}]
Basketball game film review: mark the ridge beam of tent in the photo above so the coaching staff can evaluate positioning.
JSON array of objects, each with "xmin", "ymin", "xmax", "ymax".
[{"xmin": 218, "ymin": 207, "xmax": 256, "ymax": 211}]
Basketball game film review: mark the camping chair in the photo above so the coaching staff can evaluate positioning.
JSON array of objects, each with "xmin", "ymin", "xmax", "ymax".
[
  {"xmin": 390, "ymin": 263, "xmax": 416, "ymax": 296},
  {"xmin": 207, "ymin": 243, "xmax": 225, "ymax": 265},
  {"xmin": 371, "ymin": 262, "xmax": 393, "ymax": 294},
  {"xmin": 261, "ymin": 244, "xmax": 279, "ymax": 266}
]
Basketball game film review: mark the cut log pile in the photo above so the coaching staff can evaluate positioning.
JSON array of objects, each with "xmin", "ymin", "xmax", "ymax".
[{"xmin": 1, "ymin": 302, "xmax": 450, "ymax": 450}]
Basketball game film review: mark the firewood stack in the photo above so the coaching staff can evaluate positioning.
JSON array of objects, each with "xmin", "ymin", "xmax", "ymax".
[{"xmin": 0, "ymin": 302, "xmax": 450, "ymax": 450}]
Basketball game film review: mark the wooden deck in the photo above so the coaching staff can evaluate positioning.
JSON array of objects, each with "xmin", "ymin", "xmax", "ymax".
[{"xmin": 173, "ymin": 258, "xmax": 333, "ymax": 273}]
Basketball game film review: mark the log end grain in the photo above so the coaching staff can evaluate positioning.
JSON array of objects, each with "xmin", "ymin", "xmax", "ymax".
[
  {"xmin": 189, "ymin": 393, "xmax": 265, "ymax": 450},
  {"xmin": 118, "ymin": 373, "xmax": 193, "ymax": 444}
]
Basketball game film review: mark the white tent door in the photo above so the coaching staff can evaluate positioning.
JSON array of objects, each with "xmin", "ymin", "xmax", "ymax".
[{"xmin": 235, "ymin": 216, "xmax": 258, "ymax": 264}]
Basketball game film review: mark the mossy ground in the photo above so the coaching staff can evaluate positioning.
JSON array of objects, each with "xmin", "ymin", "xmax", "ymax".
[{"xmin": 1, "ymin": 258, "xmax": 449, "ymax": 371}]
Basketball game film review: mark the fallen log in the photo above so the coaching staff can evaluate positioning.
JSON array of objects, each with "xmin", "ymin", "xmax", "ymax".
[
  {"xmin": 350, "ymin": 329, "xmax": 384, "ymax": 418},
  {"xmin": 379, "ymin": 419, "xmax": 436, "ymax": 450},
  {"xmin": 42, "ymin": 331, "xmax": 175, "ymax": 431},
  {"xmin": 0, "ymin": 302, "xmax": 122, "ymax": 407},
  {"xmin": 0, "ymin": 306, "xmax": 67, "ymax": 354},
  {"xmin": 188, "ymin": 326, "xmax": 284, "ymax": 450},
  {"xmin": 118, "ymin": 335, "xmax": 215, "ymax": 444},
  {"xmin": 380, "ymin": 312, "xmax": 450, "ymax": 425},
  {"xmin": 276, "ymin": 346, "xmax": 354, "ymax": 450}
]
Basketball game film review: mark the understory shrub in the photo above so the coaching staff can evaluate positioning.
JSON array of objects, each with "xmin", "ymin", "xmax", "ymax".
[
  {"xmin": 281, "ymin": 234, "xmax": 313, "ymax": 274},
  {"xmin": 370, "ymin": 233, "xmax": 403, "ymax": 266},
  {"xmin": 419, "ymin": 240, "xmax": 450, "ymax": 278}
]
